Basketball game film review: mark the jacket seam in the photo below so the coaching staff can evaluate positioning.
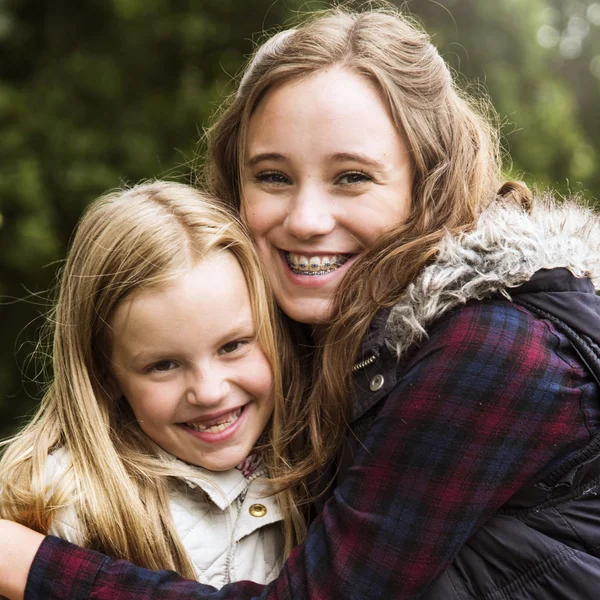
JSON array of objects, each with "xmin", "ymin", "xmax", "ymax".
[
  {"xmin": 517, "ymin": 301, "xmax": 596, "ymax": 442},
  {"xmin": 513, "ymin": 300, "xmax": 597, "ymax": 439},
  {"xmin": 554, "ymin": 505, "xmax": 586, "ymax": 549},
  {"xmin": 478, "ymin": 545, "xmax": 579, "ymax": 600},
  {"xmin": 446, "ymin": 568, "xmax": 470, "ymax": 600},
  {"xmin": 499, "ymin": 474, "xmax": 600, "ymax": 515},
  {"xmin": 510, "ymin": 299, "xmax": 600, "ymax": 487}
]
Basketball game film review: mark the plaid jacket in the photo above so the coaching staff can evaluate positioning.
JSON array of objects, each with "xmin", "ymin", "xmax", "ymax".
[
  {"xmin": 27, "ymin": 295, "xmax": 600, "ymax": 599},
  {"xmin": 25, "ymin": 201, "xmax": 600, "ymax": 599}
]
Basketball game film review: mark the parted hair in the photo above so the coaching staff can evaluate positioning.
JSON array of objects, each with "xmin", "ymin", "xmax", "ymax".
[
  {"xmin": 0, "ymin": 181, "xmax": 305, "ymax": 576},
  {"xmin": 204, "ymin": 3, "xmax": 531, "ymax": 490}
]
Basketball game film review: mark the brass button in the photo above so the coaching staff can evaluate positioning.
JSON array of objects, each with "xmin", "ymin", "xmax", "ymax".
[
  {"xmin": 249, "ymin": 503, "xmax": 267, "ymax": 518},
  {"xmin": 369, "ymin": 374, "xmax": 385, "ymax": 391}
]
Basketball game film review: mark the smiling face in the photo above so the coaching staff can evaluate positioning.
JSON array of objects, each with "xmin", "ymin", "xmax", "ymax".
[
  {"xmin": 242, "ymin": 67, "xmax": 413, "ymax": 324},
  {"xmin": 109, "ymin": 250, "xmax": 274, "ymax": 471}
]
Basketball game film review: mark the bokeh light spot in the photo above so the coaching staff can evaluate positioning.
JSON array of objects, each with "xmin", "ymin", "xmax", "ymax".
[
  {"xmin": 590, "ymin": 55, "xmax": 600, "ymax": 78},
  {"xmin": 537, "ymin": 25, "xmax": 560, "ymax": 48},
  {"xmin": 587, "ymin": 3, "xmax": 600, "ymax": 25},
  {"xmin": 560, "ymin": 36, "xmax": 582, "ymax": 59}
]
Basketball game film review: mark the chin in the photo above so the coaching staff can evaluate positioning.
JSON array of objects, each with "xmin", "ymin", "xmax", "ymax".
[
  {"xmin": 279, "ymin": 298, "xmax": 334, "ymax": 325},
  {"xmin": 178, "ymin": 450, "xmax": 241, "ymax": 472},
  {"xmin": 194, "ymin": 457, "xmax": 240, "ymax": 472},
  {"xmin": 205, "ymin": 462, "xmax": 239, "ymax": 472}
]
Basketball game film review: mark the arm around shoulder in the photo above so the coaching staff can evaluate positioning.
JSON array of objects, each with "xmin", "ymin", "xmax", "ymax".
[{"xmin": 0, "ymin": 520, "xmax": 45, "ymax": 600}]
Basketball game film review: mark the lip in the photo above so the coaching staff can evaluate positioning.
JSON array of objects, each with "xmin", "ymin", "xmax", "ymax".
[
  {"xmin": 277, "ymin": 250, "xmax": 359, "ymax": 286},
  {"xmin": 282, "ymin": 248, "xmax": 356, "ymax": 256},
  {"xmin": 178, "ymin": 403, "xmax": 249, "ymax": 444},
  {"xmin": 183, "ymin": 404, "xmax": 246, "ymax": 427}
]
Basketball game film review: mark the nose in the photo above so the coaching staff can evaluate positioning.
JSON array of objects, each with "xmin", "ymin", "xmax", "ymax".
[
  {"xmin": 186, "ymin": 367, "xmax": 229, "ymax": 407},
  {"xmin": 284, "ymin": 183, "xmax": 335, "ymax": 240}
]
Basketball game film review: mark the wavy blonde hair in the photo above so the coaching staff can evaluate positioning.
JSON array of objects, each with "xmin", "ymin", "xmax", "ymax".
[
  {"xmin": 0, "ymin": 181, "xmax": 305, "ymax": 576},
  {"xmin": 203, "ymin": 4, "xmax": 531, "ymax": 490}
]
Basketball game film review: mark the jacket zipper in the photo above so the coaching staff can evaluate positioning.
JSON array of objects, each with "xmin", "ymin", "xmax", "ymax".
[{"xmin": 352, "ymin": 350, "xmax": 380, "ymax": 372}]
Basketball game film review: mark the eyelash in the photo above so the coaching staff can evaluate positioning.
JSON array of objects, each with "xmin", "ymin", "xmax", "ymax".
[
  {"xmin": 147, "ymin": 360, "xmax": 178, "ymax": 373},
  {"xmin": 254, "ymin": 171, "xmax": 290, "ymax": 186},
  {"xmin": 336, "ymin": 170, "xmax": 373, "ymax": 185},
  {"xmin": 218, "ymin": 338, "xmax": 251, "ymax": 356},
  {"xmin": 254, "ymin": 169, "xmax": 373, "ymax": 187}
]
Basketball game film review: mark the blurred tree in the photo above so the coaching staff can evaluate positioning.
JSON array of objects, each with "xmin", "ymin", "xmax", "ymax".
[
  {"xmin": 0, "ymin": 0, "xmax": 598, "ymax": 438},
  {"xmin": 0, "ymin": 0, "xmax": 328, "ymax": 436},
  {"xmin": 411, "ymin": 0, "xmax": 600, "ymax": 194}
]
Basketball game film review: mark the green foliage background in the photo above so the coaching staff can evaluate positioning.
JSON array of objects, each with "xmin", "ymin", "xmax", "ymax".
[{"xmin": 1, "ymin": 0, "xmax": 599, "ymax": 438}]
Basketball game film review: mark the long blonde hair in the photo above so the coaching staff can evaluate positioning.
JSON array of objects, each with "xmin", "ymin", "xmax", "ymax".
[
  {"xmin": 0, "ymin": 181, "xmax": 304, "ymax": 575},
  {"xmin": 204, "ymin": 4, "xmax": 531, "ymax": 489}
]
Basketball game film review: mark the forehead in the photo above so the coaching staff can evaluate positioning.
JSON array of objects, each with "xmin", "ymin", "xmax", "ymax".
[
  {"xmin": 109, "ymin": 252, "xmax": 253, "ymax": 345},
  {"xmin": 246, "ymin": 67, "xmax": 402, "ymax": 158}
]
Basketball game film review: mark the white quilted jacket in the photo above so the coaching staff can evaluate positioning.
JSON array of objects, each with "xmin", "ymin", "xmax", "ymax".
[{"xmin": 45, "ymin": 448, "xmax": 285, "ymax": 587}]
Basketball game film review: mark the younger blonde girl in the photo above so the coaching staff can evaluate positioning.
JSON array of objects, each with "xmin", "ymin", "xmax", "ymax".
[{"xmin": 0, "ymin": 181, "xmax": 304, "ymax": 586}]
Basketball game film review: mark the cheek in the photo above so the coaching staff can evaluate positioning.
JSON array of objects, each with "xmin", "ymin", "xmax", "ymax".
[
  {"xmin": 241, "ymin": 193, "xmax": 282, "ymax": 240},
  {"xmin": 242, "ymin": 208, "xmax": 265, "ymax": 241},
  {"xmin": 245, "ymin": 354, "xmax": 275, "ymax": 403},
  {"xmin": 122, "ymin": 382, "xmax": 175, "ymax": 423},
  {"xmin": 357, "ymin": 194, "xmax": 411, "ymax": 246},
  {"xmin": 240, "ymin": 192, "xmax": 259, "ymax": 230}
]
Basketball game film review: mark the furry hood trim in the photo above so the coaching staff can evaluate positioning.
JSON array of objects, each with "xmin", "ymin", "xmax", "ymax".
[{"xmin": 385, "ymin": 195, "xmax": 600, "ymax": 359}]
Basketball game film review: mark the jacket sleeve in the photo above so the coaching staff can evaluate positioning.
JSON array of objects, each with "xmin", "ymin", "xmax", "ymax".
[{"xmin": 25, "ymin": 302, "xmax": 595, "ymax": 599}]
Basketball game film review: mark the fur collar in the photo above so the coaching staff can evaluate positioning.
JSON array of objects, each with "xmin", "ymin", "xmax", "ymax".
[{"xmin": 385, "ymin": 196, "xmax": 600, "ymax": 359}]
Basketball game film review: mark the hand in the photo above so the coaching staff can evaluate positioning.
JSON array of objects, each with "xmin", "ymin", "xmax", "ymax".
[{"xmin": 0, "ymin": 520, "xmax": 45, "ymax": 600}]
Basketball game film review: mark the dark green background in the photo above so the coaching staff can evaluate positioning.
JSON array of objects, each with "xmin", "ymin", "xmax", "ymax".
[{"xmin": 1, "ymin": 0, "xmax": 599, "ymax": 438}]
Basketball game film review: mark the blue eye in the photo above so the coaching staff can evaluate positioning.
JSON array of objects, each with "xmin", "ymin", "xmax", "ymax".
[{"xmin": 337, "ymin": 171, "xmax": 372, "ymax": 185}]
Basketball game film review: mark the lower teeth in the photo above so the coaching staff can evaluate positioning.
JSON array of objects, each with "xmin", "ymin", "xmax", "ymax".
[
  {"xmin": 291, "ymin": 268, "xmax": 338, "ymax": 276},
  {"xmin": 188, "ymin": 411, "xmax": 240, "ymax": 433}
]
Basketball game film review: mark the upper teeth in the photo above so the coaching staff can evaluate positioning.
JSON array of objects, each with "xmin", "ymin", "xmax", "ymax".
[
  {"xmin": 285, "ymin": 252, "xmax": 348, "ymax": 274},
  {"xmin": 187, "ymin": 408, "xmax": 242, "ymax": 433}
]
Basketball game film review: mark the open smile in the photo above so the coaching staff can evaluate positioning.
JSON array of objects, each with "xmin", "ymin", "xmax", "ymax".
[
  {"xmin": 283, "ymin": 251, "xmax": 353, "ymax": 276},
  {"xmin": 184, "ymin": 407, "xmax": 243, "ymax": 433},
  {"xmin": 179, "ymin": 404, "xmax": 247, "ymax": 442}
]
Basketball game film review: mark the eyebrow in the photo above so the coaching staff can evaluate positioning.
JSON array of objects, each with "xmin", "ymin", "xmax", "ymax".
[
  {"xmin": 245, "ymin": 151, "xmax": 387, "ymax": 171},
  {"xmin": 130, "ymin": 351, "xmax": 163, "ymax": 364},
  {"xmin": 330, "ymin": 152, "xmax": 387, "ymax": 171},
  {"xmin": 245, "ymin": 153, "xmax": 286, "ymax": 168}
]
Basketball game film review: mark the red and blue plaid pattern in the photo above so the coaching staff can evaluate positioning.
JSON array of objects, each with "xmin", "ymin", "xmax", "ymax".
[{"xmin": 27, "ymin": 301, "xmax": 598, "ymax": 599}]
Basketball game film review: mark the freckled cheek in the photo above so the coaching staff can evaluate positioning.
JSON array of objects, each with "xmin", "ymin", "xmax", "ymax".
[
  {"xmin": 243, "ymin": 196, "xmax": 284, "ymax": 236},
  {"xmin": 240, "ymin": 210, "xmax": 264, "ymax": 245},
  {"xmin": 240, "ymin": 193, "xmax": 263, "ymax": 227}
]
